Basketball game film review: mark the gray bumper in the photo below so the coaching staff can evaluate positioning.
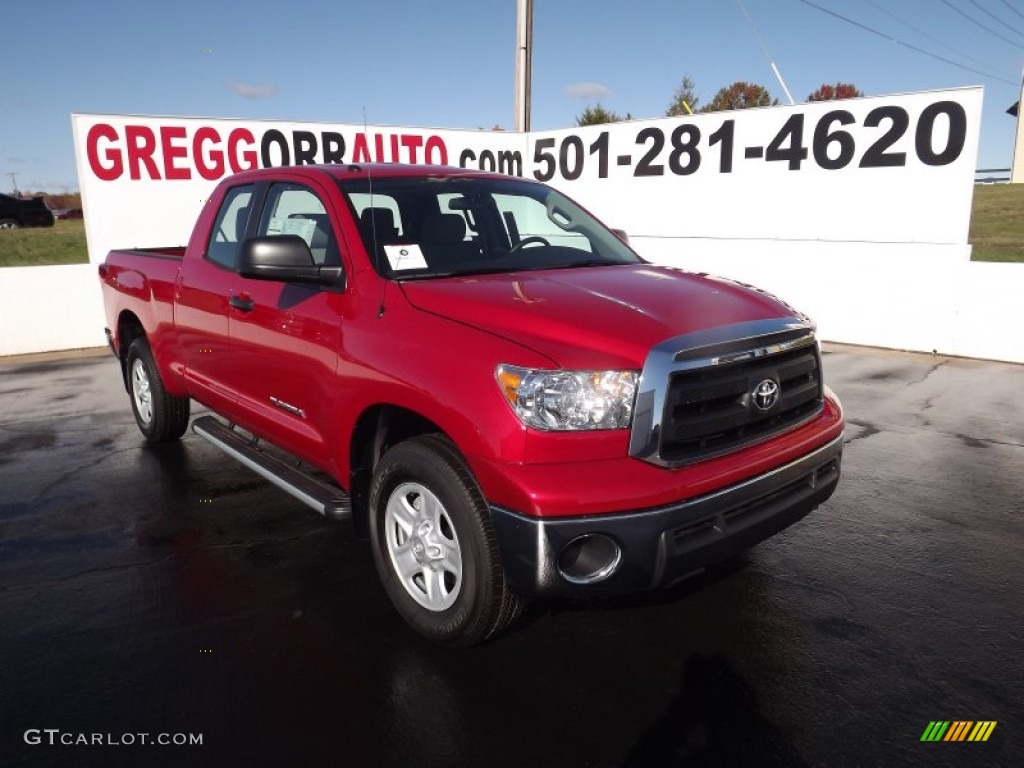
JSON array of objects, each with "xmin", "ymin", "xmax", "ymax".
[{"xmin": 490, "ymin": 435, "xmax": 843, "ymax": 598}]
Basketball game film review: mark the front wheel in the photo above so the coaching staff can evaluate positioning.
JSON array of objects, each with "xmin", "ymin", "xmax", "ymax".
[
  {"xmin": 368, "ymin": 435, "xmax": 521, "ymax": 646},
  {"xmin": 0, "ymin": 218, "xmax": 21, "ymax": 229},
  {"xmin": 125, "ymin": 337, "xmax": 190, "ymax": 442}
]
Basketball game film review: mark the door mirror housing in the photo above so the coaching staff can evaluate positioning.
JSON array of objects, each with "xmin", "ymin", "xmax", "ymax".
[{"xmin": 239, "ymin": 235, "xmax": 344, "ymax": 289}]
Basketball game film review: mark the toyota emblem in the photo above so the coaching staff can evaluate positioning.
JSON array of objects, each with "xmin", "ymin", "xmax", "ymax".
[{"xmin": 752, "ymin": 379, "xmax": 780, "ymax": 411}]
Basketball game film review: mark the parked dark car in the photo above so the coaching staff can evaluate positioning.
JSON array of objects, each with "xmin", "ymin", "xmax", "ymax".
[{"xmin": 0, "ymin": 194, "xmax": 55, "ymax": 229}]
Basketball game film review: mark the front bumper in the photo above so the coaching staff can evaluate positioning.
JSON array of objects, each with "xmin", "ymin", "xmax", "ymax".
[{"xmin": 490, "ymin": 434, "xmax": 842, "ymax": 598}]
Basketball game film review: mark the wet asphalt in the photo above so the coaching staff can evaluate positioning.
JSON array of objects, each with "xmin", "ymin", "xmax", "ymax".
[{"xmin": 0, "ymin": 345, "xmax": 1021, "ymax": 768}]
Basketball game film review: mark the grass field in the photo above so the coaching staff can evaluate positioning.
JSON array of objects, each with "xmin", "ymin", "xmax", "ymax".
[
  {"xmin": 0, "ymin": 220, "xmax": 89, "ymax": 267},
  {"xmin": 0, "ymin": 188, "xmax": 1022, "ymax": 267},
  {"xmin": 969, "ymin": 184, "xmax": 1024, "ymax": 263}
]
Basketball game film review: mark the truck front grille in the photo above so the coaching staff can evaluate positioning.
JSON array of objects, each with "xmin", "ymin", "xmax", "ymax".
[
  {"xmin": 660, "ymin": 345, "xmax": 822, "ymax": 464},
  {"xmin": 627, "ymin": 318, "xmax": 824, "ymax": 468}
]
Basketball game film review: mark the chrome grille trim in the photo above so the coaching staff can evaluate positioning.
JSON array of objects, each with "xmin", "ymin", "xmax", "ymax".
[{"xmin": 628, "ymin": 317, "xmax": 819, "ymax": 468}]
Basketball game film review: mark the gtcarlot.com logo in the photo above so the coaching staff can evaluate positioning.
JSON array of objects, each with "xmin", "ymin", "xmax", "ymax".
[{"xmin": 24, "ymin": 729, "xmax": 203, "ymax": 747}]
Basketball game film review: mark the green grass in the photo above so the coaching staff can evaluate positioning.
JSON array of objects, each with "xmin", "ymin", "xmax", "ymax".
[
  {"xmin": 0, "ymin": 220, "xmax": 89, "ymax": 267},
  {"xmin": 970, "ymin": 184, "xmax": 1024, "ymax": 263}
]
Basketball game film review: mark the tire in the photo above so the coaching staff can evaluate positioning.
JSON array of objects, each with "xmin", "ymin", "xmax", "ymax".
[
  {"xmin": 125, "ymin": 337, "xmax": 190, "ymax": 442},
  {"xmin": 0, "ymin": 218, "xmax": 21, "ymax": 229},
  {"xmin": 368, "ymin": 434, "xmax": 522, "ymax": 646}
]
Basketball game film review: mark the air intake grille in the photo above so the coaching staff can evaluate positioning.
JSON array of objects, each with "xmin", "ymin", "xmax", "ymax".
[{"xmin": 660, "ymin": 345, "xmax": 822, "ymax": 464}]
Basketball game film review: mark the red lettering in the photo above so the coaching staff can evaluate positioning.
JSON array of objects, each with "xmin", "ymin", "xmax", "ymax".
[
  {"xmin": 424, "ymin": 136, "xmax": 447, "ymax": 165},
  {"xmin": 194, "ymin": 127, "xmax": 224, "ymax": 180},
  {"xmin": 125, "ymin": 126, "xmax": 160, "ymax": 180},
  {"xmin": 390, "ymin": 134, "xmax": 400, "ymax": 163},
  {"xmin": 160, "ymin": 127, "xmax": 191, "ymax": 180},
  {"xmin": 227, "ymin": 128, "xmax": 257, "ymax": 173},
  {"xmin": 352, "ymin": 133, "xmax": 371, "ymax": 163},
  {"xmin": 374, "ymin": 134, "xmax": 385, "ymax": 162},
  {"xmin": 86, "ymin": 124, "xmax": 122, "ymax": 181},
  {"xmin": 401, "ymin": 135, "xmax": 423, "ymax": 164}
]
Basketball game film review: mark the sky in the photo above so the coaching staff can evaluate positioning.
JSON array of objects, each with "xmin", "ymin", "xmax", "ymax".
[{"xmin": 2, "ymin": 0, "xmax": 1022, "ymax": 192}]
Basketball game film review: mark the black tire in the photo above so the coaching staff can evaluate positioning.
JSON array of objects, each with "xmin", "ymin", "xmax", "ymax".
[
  {"xmin": 0, "ymin": 218, "xmax": 21, "ymax": 230},
  {"xmin": 125, "ymin": 337, "xmax": 190, "ymax": 442},
  {"xmin": 368, "ymin": 434, "xmax": 522, "ymax": 646}
]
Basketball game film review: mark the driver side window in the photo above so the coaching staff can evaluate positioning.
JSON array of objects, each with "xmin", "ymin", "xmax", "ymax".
[{"xmin": 257, "ymin": 183, "xmax": 341, "ymax": 267}]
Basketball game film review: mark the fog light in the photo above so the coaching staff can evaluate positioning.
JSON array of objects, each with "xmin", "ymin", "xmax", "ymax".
[{"xmin": 557, "ymin": 534, "xmax": 622, "ymax": 584}]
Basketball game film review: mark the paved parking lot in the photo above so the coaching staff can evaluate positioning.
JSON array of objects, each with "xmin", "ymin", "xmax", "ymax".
[{"xmin": 1, "ymin": 344, "xmax": 1021, "ymax": 767}]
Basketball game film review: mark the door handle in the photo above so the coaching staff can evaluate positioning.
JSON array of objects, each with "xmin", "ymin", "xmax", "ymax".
[{"xmin": 229, "ymin": 295, "xmax": 254, "ymax": 312}]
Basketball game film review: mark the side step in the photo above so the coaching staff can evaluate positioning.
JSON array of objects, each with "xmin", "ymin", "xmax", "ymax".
[{"xmin": 192, "ymin": 416, "xmax": 351, "ymax": 521}]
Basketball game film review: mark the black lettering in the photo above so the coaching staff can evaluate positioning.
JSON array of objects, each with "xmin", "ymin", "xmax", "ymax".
[
  {"xmin": 497, "ymin": 150, "xmax": 523, "ymax": 177},
  {"xmin": 708, "ymin": 120, "xmax": 734, "ymax": 173},
  {"xmin": 559, "ymin": 135, "xmax": 584, "ymax": 180},
  {"xmin": 634, "ymin": 127, "xmax": 665, "ymax": 176},
  {"xmin": 668, "ymin": 124, "xmax": 701, "ymax": 175},
  {"xmin": 260, "ymin": 130, "xmax": 290, "ymax": 167},
  {"xmin": 859, "ymin": 106, "xmax": 908, "ymax": 168},
  {"xmin": 293, "ymin": 131, "xmax": 317, "ymax": 165},
  {"xmin": 533, "ymin": 138, "xmax": 556, "ymax": 181},
  {"xmin": 479, "ymin": 150, "xmax": 496, "ymax": 172},
  {"xmin": 812, "ymin": 110, "xmax": 856, "ymax": 170},
  {"xmin": 459, "ymin": 148, "xmax": 476, "ymax": 168},
  {"xmin": 765, "ymin": 114, "xmax": 808, "ymax": 171},
  {"xmin": 916, "ymin": 101, "xmax": 966, "ymax": 167},
  {"xmin": 322, "ymin": 132, "xmax": 345, "ymax": 163}
]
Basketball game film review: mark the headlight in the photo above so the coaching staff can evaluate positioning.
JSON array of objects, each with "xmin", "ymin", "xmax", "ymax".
[{"xmin": 496, "ymin": 365, "xmax": 638, "ymax": 431}]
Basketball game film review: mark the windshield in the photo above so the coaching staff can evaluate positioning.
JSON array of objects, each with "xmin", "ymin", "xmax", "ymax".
[{"xmin": 339, "ymin": 175, "xmax": 642, "ymax": 279}]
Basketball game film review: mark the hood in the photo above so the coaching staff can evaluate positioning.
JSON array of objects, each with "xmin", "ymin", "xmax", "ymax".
[{"xmin": 399, "ymin": 264, "xmax": 799, "ymax": 369}]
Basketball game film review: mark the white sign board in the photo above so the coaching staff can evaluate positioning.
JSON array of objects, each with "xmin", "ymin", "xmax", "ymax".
[{"xmin": 72, "ymin": 87, "xmax": 981, "ymax": 266}]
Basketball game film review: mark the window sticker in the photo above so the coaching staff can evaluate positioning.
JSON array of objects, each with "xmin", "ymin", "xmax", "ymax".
[
  {"xmin": 383, "ymin": 244, "xmax": 428, "ymax": 271},
  {"xmin": 267, "ymin": 217, "xmax": 316, "ymax": 245}
]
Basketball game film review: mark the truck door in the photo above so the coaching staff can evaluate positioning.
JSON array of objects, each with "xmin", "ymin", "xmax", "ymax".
[
  {"xmin": 175, "ymin": 183, "xmax": 254, "ymax": 415},
  {"xmin": 226, "ymin": 180, "xmax": 345, "ymax": 469}
]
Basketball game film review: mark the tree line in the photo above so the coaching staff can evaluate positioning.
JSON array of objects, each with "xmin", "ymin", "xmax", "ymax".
[{"xmin": 578, "ymin": 77, "xmax": 864, "ymax": 126}]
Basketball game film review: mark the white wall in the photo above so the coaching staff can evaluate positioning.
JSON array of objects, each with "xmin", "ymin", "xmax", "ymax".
[
  {"xmin": 633, "ymin": 238, "xmax": 1024, "ymax": 364},
  {"xmin": 0, "ymin": 264, "xmax": 107, "ymax": 356},
  {"xmin": 2, "ymin": 244, "xmax": 1021, "ymax": 364}
]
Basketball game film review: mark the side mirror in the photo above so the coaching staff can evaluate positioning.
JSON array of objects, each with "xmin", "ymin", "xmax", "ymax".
[
  {"xmin": 611, "ymin": 229, "xmax": 629, "ymax": 244},
  {"xmin": 239, "ymin": 235, "xmax": 343, "ymax": 289}
]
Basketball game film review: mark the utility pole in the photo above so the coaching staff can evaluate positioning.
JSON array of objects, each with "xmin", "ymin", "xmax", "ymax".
[{"xmin": 514, "ymin": 0, "xmax": 534, "ymax": 132}]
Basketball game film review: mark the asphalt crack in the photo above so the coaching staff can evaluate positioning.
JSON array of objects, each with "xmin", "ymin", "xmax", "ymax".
[
  {"xmin": 905, "ymin": 360, "xmax": 948, "ymax": 387},
  {"xmin": 29, "ymin": 445, "xmax": 142, "ymax": 503},
  {"xmin": 844, "ymin": 419, "xmax": 881, "ymax": 445}
]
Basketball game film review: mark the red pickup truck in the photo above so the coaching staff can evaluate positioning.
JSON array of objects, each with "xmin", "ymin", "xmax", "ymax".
[{"xmin": 99, "ymin": 163, "xmax": 844, "ymax": 645}]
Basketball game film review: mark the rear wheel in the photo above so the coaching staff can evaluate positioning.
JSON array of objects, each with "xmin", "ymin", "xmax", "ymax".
[
  {"xmin": 0, "ymin": 218, "xmax": 21, "ymax": 229},
  {"xmin": 368, "ymin": 435, "xmax": 521, "ymax": 646},
  {"xmin": 125, "ymin": 338, "xmax": 190, "ymax": 442}
]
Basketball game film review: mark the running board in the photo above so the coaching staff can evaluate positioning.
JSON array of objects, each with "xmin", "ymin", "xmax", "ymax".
[{"xmin": 192, "ymin": 416, "xmax": 351, "ymax": 521}]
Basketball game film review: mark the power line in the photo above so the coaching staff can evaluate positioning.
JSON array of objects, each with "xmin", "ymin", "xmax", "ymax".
[
  {"xmin": 968, "ymin": 0, "xmax": 1024, "ymax": 38},
  {"xmin": 998, "ymin": 0, "xmax": 1024, "ymax": 22},
  {"xmin": 939, "ymin": 0, "xmax": 1023, "ymax": 48},
  {"xmin": 795, "ymin": 0, "xmax": 1018, "ymax": 87},
  {"xmin": 861, "ymin": 0, "xmax": 997, "ymax": 70}
]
